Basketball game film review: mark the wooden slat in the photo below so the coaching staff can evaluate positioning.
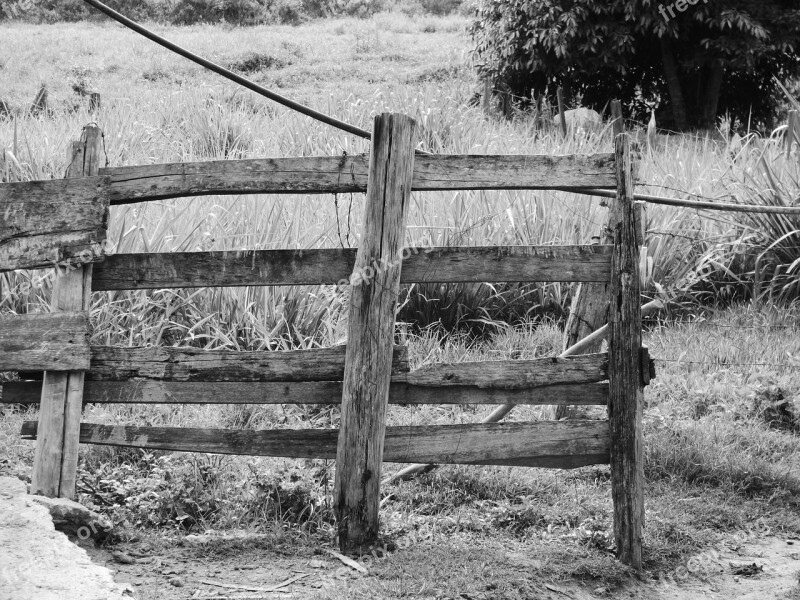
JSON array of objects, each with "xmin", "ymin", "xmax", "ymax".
[
  {"xmin": 100, "ymin": 153, "xmax": 616, "ymax": 204},
  {"xmin": 1, "ymin": 380, "xmax": 609, "ymax": 406},
  {"xmin": 4, "ymin": 351, "xmax": 606, "ymax": 387},
  {"xmin": 0, "ymin": 177, "xmax": 109, "ymax": 272},
  {"xmin": 84, "ymin": 344, "xmax": 409, "ymax": 382},
  {"xmin": 91, "ymin": 245, "xmax": 612, "ymax": 290},
  {"xmin": 395, "ymin": 353, "xmax": 608, "ymax": 389},
  {"xmin": 0, "ymin": 312, "xmax": 90, "ymax": 371},
  {"xmin": 20, "ymin": 420, "xmax": 610, "ymax": 468}
]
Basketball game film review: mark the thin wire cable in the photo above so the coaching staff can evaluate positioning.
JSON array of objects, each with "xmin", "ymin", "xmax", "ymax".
[
  {"xmin": 81, "ymin": 0, "xmax": 371, "ymax": 140},
  {"xmin": 654, "ymin": 358, "xmax": 800, "ymax": 369}
]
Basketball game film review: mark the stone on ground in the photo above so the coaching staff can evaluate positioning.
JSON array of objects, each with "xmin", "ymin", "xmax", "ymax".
[{"xmin": 0, "ymin": 476, "xmax": 128, "ymax": 600}]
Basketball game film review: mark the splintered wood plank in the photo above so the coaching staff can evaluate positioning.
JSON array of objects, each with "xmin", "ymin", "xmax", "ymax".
[
  {"xmin": 608, "ymin": 134, "xmax": 644, "ymax": 570},
  {"xmin": 0, "ymin": 177, "xmax": 109, "ymax": 272},
  {"xmin": 1, "ymin": 380, "xmax": 609, "ymax": 406},
  {"xmin": 84, "ymin": 345, "xmax": 409, "ymax": 382},
  {"xmin": 91, "ymin": 245, "xmax": 613, "ymax": 290},
  {"xmin": 99, "ymin": 153, "xmax": 616, "ymax": 204},
  {"xmin": 396, "ymin": 353, "xmax": 608, "ymax": 389},
  {"xmin": 20, "ymin": 420, "xmax": 610, "ymax": 468},
  {"xmin": 336, "ymin": 113, "xmax": 417, "ymax": 553},
  {"xmin": 0, "ymin": 312, "xmax": 90, "ymax": 372}
]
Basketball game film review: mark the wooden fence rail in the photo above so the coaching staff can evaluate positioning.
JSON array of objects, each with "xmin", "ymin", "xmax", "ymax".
[{"xmin": 0, "ymin": 115, "xmax": 648, "ymax": 569}]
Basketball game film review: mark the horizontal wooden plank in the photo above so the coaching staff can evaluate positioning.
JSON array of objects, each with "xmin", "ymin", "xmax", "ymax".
[
  {"xmin": 3, "ymin": 350, "xmax": 605, "ymax": 387},
  {"xmin": 395, "ymin": 353, "xmax": 608, "ymax": 390},
  {"xmin": 83, "ymin": 344, "xmax": 408, "ymax": 382},
  {"xmin": 1, "ymin": 380, "xmax": 609, "ymax": 406},
  {"xmin": 0, "ymin": 178, "xmax": 109, "ymax": 272},
  {"xmin": 0, "ymin": 312, "xmax": 90, "ymax": 371},
  {"xmin": 20, "ymin": 420, "xmax": 610, "ymax": 468},
  {"xmin": 92, "ymin": 245, "xmax": 612, "ymax": 290},
  {"xmin": 99, "ymin": 154, "xmax": 616, "ymax": 204}
]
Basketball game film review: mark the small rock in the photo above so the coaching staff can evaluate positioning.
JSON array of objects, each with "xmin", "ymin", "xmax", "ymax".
[
  {"xmin": 169, "ymin": 576, "xmax": 185, "ymax": 588},
  {"xmin": 31, "ymin": 495, "xmax": 113, "ymax": 540},
  {"xmin": 112, "ymin": 551, "xmax": 136, "ymax": 565}
]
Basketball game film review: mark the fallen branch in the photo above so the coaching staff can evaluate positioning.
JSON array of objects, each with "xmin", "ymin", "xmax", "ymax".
[
  {"xmin": 198, "ymin": 573, "xmax": 309, "ymax": 594},
  {"xmin": 323, "ymin": 549, "xmax": 369, "ymax": 574}
]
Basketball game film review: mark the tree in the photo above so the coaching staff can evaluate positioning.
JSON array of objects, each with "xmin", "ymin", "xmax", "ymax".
[{"xmin": 470, "ymin": 0, "xmax": 800, "ymax": 130}]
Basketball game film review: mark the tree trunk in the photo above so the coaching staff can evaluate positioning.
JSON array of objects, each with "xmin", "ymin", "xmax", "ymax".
[
  {"xmin": 659, "ymin": 38, "xmax": 688, "ymax": 130},
  {"xmin": 701, "ymin": 62, "xmax": 724, "ymax": 129}
]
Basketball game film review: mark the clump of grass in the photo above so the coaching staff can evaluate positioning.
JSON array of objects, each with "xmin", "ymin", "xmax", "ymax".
[{"xmin": 228, "ymin": 52, "xmax": 290, "ymax": 74}]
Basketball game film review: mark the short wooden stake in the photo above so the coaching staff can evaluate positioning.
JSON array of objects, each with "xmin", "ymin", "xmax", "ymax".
[
  {"xmin": 611, "ymin": 100, "xmax": 624, "ymax": 137},
  {"xmin": 31, "ymin": 125, "xmax": 103, "ymax": 499},
  {"xmin": 787, "ymin": 110, "xmax": 798, "ymax": 156},
  {"xmin": 334, "ymin": 113, "xmax": 417, "ymax": 553},
  {"xmin": 89, "ymin": 92, "xmax": 101, "ymax": 113},
  {"xmin": 557, "ymin": 87, "xmax": 567, "ymax": 136},
  {"xmin": 608, "ymin": 134, "xmax": 644, "ymax": 570}
]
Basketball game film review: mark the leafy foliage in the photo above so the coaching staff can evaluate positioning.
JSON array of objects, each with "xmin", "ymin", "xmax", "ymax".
[{"xmin": 470, "ymin": 0, "xmax": 800, "ymax": 129}]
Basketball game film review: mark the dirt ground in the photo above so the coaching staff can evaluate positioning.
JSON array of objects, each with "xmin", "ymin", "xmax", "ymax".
[{"xmin": 79, "ymin": 532, "xmax": 800, "ymax": 600}]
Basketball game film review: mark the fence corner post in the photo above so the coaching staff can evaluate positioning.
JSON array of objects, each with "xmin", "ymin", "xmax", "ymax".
[
  {"xmin": 609, "ymin": 133, "xmax": 644, "ymax": 570},
  {"xmin": 334, "ymin": 113, "xmax": 417, "ymax": 554},
  {"xmin": 30, "ymin": 124, "xmax": 103, "ymax": 499}
]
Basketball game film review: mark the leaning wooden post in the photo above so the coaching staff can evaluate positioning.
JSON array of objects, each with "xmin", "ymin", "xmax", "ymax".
[
  {"xmin": 335, "ymin": 113, "xmax": 417, "ymax": 553},
  {"xmin": 541, "ymin": 105, "xmax": 624, "ymax": 422},
  {"xmin": 608, "ymin": 133, "xmax": 644, "ymax": 570},
  {"xmin": 31, "ymin": 125, "xmax": 103, "ymax": 498}
]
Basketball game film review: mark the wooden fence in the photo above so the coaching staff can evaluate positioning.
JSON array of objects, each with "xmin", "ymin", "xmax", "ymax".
[{"xmin": 0, "ymin": 114, "xmax": 649, "ymax": 568}]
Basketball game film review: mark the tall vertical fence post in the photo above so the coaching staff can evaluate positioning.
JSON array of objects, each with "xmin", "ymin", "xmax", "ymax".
[
  {"xmin": 608, "ymin": 133, "xmax": 644, "ymax": 569},
  {"xmin": 335, "ymin": 113, "xmax": 417, "ymax": 553},
  {"xmin": 31, "ymin": 125, "xmax": 102, "ymax": 498}
]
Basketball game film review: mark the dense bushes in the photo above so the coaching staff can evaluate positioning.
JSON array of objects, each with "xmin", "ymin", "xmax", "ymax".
[{"xmin": 0, "ymin": 0, "xmax": 465, "ymax": 25}]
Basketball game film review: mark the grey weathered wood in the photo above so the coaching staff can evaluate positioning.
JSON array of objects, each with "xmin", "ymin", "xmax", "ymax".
[
  {"xmin": 611, "ymin": 100, "xmax": 624, "ymax": 136},
  {"xmin": 2, "ymin": 380, "xmax": 609, "ymax": 406},
  {"xmin": 84, "ymin": 345, "xmax": 409, "ymax": 382},
  {"xmin": 98, "ymin": 153, "xmax": 616, "ymax": 205},
  {"xmin": 557, "ymin": 87, "xmax": 567, "ymax": 136},
  {"xmin": 336, "ymin": 113, "xmax": 417, "ymax": 554},
  {"xmin": 91, "ymin": 245, "xmax": 613, "ymax": 290},
  {"xmin": 0, "ymin": 312, "xmax": 90, "ymax": 372},
  {"xmin": 0, "ymin": 177, "xmax": 109, "ymax": 272},
  {"xmin": 396, "ymin": 353, "xmax": 608, "ymax": 389},
  {"xmin": 20, "ymin": 420, "xmax": 610, "ymax": 468},
  {"xmin": 32, "ymin": 125, "xmax": 102, "ymax": 501},
  {"xmin": 3, "ymin": 349, "xmax": 603, "ymax": 388},
  {"xmin": 608, "ymin": 134, "xmax": 644, "ymax": 570}
]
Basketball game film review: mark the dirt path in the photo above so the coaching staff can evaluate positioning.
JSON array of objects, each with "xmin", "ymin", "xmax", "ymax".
[{"xmin": 80, "ymin": 531, "xmax": 800, "ymax": 600}]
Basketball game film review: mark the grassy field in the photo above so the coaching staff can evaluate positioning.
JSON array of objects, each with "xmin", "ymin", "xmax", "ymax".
[{"xmin": 2, "ymin": 11, "xmax": 800, "ymax": 598}]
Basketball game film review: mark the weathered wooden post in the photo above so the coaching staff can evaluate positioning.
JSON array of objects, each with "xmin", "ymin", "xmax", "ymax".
[
  {"xmin": 787, "ymin": 110, "xmax": 798, "ymax": 156},
  {"xmin": 31, "ymin": 125, "xmax": 102, "ymax": 498},
  {"xmin": 335, "ymin": 113, "xmax": 417, "ymax": 553},
  {"xmin": 556, "ymin": 87, "xmax": 567, "ymax": 136},
  {"xmin": 608, "ymin": 133, "xmax": 644, "ymax": 569}
]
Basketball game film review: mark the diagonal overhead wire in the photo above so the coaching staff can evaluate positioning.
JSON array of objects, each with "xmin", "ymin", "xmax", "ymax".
[{"xmin": 81, "ymin": 0, "xmax": 372, "ymax": 140}]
